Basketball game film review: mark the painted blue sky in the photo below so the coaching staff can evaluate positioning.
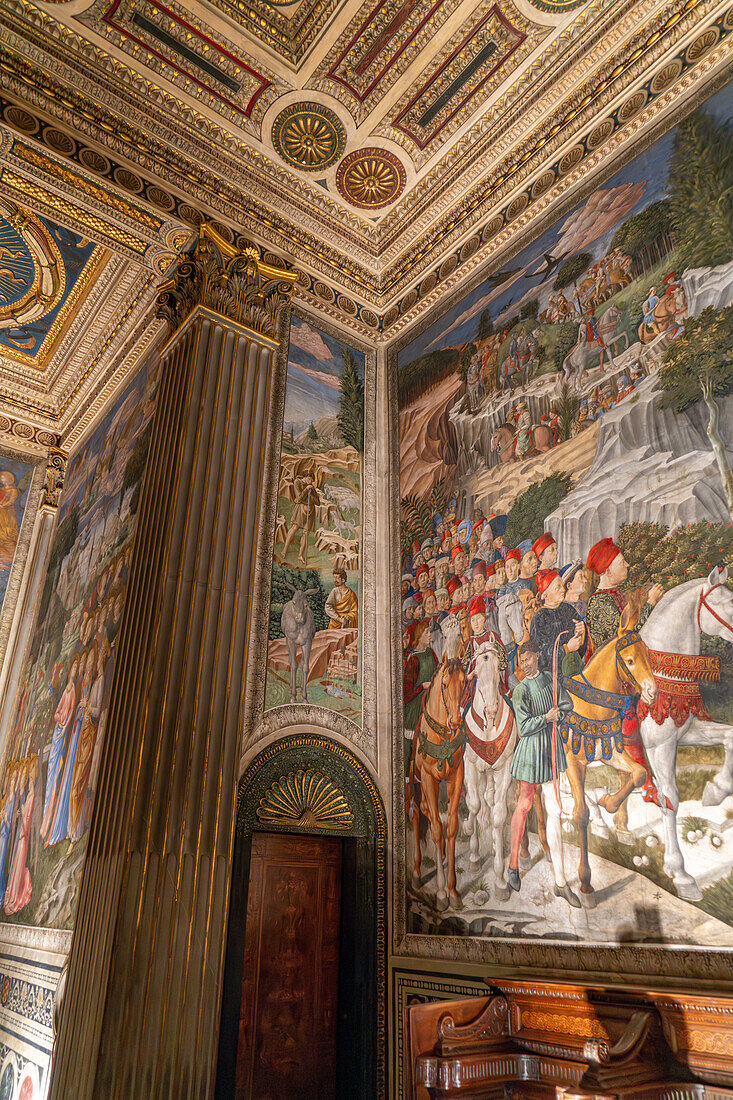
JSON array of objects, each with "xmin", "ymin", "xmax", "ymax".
[
  {"xmin": 285, "ymin": 316, "xmax": 365, "ymax": 429},
  {"xmin": 399, "ymin": 79, "xmax": 733, "ymax": 368}
]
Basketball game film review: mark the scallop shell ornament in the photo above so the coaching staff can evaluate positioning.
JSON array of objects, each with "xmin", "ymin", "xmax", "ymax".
[{"xmin": 257, "ymin": 770, "xmax": 353, "ymax": 829}]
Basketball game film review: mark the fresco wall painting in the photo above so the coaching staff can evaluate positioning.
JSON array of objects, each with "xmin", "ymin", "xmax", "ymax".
[
  {"xmin": 399, "ymin": 82, "xmax": 733, "ymax": 949},
  {"xmin": 0, "ymin": 359, "xmax": 158, "ymax": 931},
  {"xmin": 265, "ymin": 316, "xmax": 364, "ymax": 725}
]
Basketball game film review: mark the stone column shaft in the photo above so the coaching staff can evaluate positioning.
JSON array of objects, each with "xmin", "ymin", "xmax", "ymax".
[{"xmin": 49, "ymin": 230, "xmax": 295, "ymax": 1100}]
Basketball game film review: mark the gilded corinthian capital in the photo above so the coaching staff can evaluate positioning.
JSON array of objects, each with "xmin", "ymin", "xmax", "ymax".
[{"xmin": 156, "ymin": 223, "xmax": 298, "ymax": 340}]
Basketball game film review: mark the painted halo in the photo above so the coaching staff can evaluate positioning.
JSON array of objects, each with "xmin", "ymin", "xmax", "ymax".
[
  {"xmin": 336, "ymin": 148, "xmax": 406, "ymax": 209},
  {"xmin": 271, "ymin": 103, "xmax": 346, "ymax": 172}
]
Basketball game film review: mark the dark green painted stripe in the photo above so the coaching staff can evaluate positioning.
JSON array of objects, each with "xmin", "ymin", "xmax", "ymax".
[
  {"xmin": 418, "ymin": 39, "xmax": 498, "ymax": 128},
  {"xmin": 132, "ymin": 13, "xmax": 240, "ymax": 93}
]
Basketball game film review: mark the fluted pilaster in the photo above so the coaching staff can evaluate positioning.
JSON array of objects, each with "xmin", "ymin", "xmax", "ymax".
[{"xmin": 49, "ymin": 228, "xmax": 296, "ymax": 1100}]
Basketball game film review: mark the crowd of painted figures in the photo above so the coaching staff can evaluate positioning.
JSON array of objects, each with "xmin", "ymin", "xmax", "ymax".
[
  {"xmin": 403, "ymin": 505, "xmax": 667, "ymax": 908},
  {"xmin": 0, "ymin": 545, "xmax": 132, "ymax": 916}
]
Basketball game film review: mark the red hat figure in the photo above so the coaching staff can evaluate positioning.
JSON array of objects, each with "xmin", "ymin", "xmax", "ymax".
[
  {"xmin": 472, "ymin": 560, "xmax": 487, "ymax": 578},
  {"xmin": 532, "ymin": 532, "xmax": 555, "ymax": 559},
  {"xmin": 446, "ymin": 576, "xmax": 462, "ymax": 597},
  {"xmin": 536, "ymin": 569, "xmax": 560, "ymax": 596},
  {"xmin": 505, "ymin": 548, "xmax": 522, "ymax": 563},
  {"xmin": 472, "ymin": 519, "xmax": 485, "ymax": 535},
  {"xmin": 468, "ymin": 595, "xmax": 486, "ymax": 617},
  {"xmin": 412, "ymin": 539, "xmax": 422, "ymax": 555},
  {"xmin": 586, "ymin": 537, "xmax": 621, "ymax": 575},
  {"xmin": 415, "ymin": 563, "xmax": 428, "ymax": 579},
  {"xmin": 485, "ymin": 562, "xmax": 496, "ymax": 578},
  {"xmin": 451, "ymin": 544, "xmax": 464, "ymax": 561}
]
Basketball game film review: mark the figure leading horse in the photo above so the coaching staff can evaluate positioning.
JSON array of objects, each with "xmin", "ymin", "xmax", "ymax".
[
  {"xmin": 562, "ymin": 597, "xmax": 657, "ymax": 899},
  {"xmin": 408, "ymin": 656, "xmax": 467, "ymax": 910}
]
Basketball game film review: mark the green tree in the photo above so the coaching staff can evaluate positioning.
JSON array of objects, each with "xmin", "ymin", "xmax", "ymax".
[
  {"xmin": 611, "ymin": 199, "xmax": 675, "ymax": 273},
  {"xmin": 307, "ymin": 422, "xmax": 318, "ymax": 441},
  {"xmin": 337, "ymin": 349, "xmax": 364, "ymax": 453},
  {"xmin": 668, "ymin": 109, "xmax": 733, "ymax": 270},
  {"xmin": 477, "ymin": 308, "xmax": 494, "ymax": 341},
  {"xmin": 553, "ymin": 322, "xmax": 578, "ymax": 374},
  {"xmin": 553, "ymin": 252, "xmax": 592, "ymax": 291},
  {"xmin": 554, "ymin": 383, "xmax": 581, "ymax": 442},
  {"xmin": 121, "ymin": 421, "xmax": 152, "ymax": 517},
  {"xmin": 658, "ymin": 306, "xmax": 733, "ymax": 516},
  {"xmin": 269, "ymin": 563, "xmax": 327, "ymax": 639},
  {"xmin": 520, "ymin": 299, "xmax": 539, "ymax": 320},
  {"xmin": 504, "ymin": 473, "xmax": 573, "ymax": 545}
]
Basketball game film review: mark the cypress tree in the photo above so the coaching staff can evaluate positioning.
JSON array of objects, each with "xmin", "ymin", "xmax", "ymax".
[{"xmin": 337, "ymin": 349, "xmax": 364, "ymax": 453}]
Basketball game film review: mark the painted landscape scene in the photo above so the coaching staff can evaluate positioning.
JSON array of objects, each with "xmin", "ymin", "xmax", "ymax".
[
  {"xmin": 399, "ymin": 83, "xmax": 733, "ymax": 946},
  {"xmin": 266, "ymin": 317, "xmax": 364, "ymax": 725}
]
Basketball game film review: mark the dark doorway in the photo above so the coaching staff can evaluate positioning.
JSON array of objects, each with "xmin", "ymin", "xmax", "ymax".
[
  {"xmin": 235, "ymin": 832, "xmax": 342, "ymax": 1100},
  {"xmin": 216, "ymin": 734, "xmax": 386, "ymax": 1100}
]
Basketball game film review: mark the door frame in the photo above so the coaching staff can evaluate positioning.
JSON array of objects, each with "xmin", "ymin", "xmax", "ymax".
[{"xmin": 216, "ymin": 733, "xmax": 386, "ymax": 1100}]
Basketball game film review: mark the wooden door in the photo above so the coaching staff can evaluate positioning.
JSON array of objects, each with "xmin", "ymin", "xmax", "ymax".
[{"xmin": 235, "ymin": 832, "xmax": 342, "ymax": 1100}]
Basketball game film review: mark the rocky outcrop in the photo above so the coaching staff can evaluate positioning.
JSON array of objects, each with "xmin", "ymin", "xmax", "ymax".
[
  {"xmin": 547, "ymin": 374, "xmax": 733, "ymax": 561},
  {"xmin": 399, "ymin": 372, "xmax": 463, "ymax": 498}
]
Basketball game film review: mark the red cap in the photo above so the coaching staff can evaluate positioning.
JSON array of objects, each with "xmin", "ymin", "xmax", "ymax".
[
  {"xmin": 505, "ymin": 548, "xmax": 522, "ymax": 563},
  {"xmin": 446, "ymin": 576, "xmax": 462, "ymax": 597},
  {"xmin": 451, "ymin": 545, "xmax": 464, "ymax": 561},
  {"xmin": 472, "ymin": 520, "xmax": 485, "ymax": 534},
  {"xmin": 532, "ymin": 532, "xmax": 556, "ymax": 558},
  {"xmin": 485, "ymin": 562, "xmax": 496, "ymax": 578},
  {"xmin": 415, "ymin": 564, "xmax": 428, "ymax": 578},
  {"xmin": 586, "ymin": 537, "xmax": 621, "ymax": 575},
  {"xmin": 412, "ymin": 539, "xmax": 422, "ymax": 554},
  {"xmin": 536, "ymin": 569, "xmax": 560, "ymax": 596},
  {"xmin": 472, "ymin": 561, "xmax": 487, "ymax": 578},
  {"xmin": 469, "ymin": 595, "xmax": 486, "ymax": 617}
]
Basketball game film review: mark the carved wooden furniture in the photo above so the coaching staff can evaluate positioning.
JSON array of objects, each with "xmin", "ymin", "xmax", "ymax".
[{"xmin": 406, "ymin": 980, "xmax": 733, "ymax": 1099}]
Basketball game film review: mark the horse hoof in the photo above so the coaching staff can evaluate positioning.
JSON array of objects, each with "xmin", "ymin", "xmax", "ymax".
[
  {"xmin": 580, "ymin": 883, "xmax": 594, "ymax": 895},
  {"xmin": 554, "ymin": 883, "xmax": 581, "ymax": 909},
  {"xmin": 495, "ymin": 884, "xmax": 511, "ymax": 901},
  {"xmin": 580, "ymin": 890, "xmax": 597, "ymax": 909},
  {"xmin": 616, "ymin": 830, "xmax": 634, "ymax": 846},
  {"xmin": 435, "ymin": 893, "xmax": 449, "ymax": 912},
  {"xmin": 519, "ymin": 852, "xmax": 532, "ymax": 870},
  {"xmin": 449, "ymin": 892, "xmax": 463, "ymax": 910},
  {"xmin": 676, "ymin": 879, "xmax": 703, "ymax": 903},
  {"xmin": 469, "ymin": 855, "xmax": 482, "ymax": 870}
]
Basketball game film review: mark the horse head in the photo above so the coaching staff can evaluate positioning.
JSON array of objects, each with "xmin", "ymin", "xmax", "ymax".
[
  {"xmin": 698, "ymin": 565, "xmax": 733, "ymax": 643},
  {"xmin": 472, "ymin": 639, "xmax": 507, "ymax": 723},
  {"xmin": 437, "ymin": 658, "xmax": 466, "ymax": 734},
  {"xmin": 617, "ymin": 604, "xmax": 656, "ymax": 705},
  {"xmin": 497, "ymin": 591, "xmax": 523, "ymax": 646}
]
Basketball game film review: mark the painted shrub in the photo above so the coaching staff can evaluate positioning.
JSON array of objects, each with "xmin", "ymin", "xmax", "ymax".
[
  {"xmin": 400, "ymin": 81, "xmax": 733, "ymax": 946},
  {"xmin": 265, "ymin": 316, "xmax": 363, "ymax": 725},
  {"xmin": 0, "ymin": 359, "xmax": 158, "ymax": 929}
]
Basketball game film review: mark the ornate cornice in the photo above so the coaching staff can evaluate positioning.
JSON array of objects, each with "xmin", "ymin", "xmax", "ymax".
[
  {"xmin": 40, "ymin": 447, "xmax": 67, "ymax": 512},
  {"xmin": 156, "ymin": 223, "xmax": 299, "ymax": 340}
]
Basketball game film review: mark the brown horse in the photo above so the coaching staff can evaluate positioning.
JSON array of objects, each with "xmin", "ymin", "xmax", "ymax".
[
  {"xmin": 408, "ymin": 657, "xmax": 467, "ymax": 910},
  {"xmin": 491, "ymin": 423, "xmax": 554, "ymax": 464},
  {"xmin": 638, "ymin": 290, "xmax": 683, "ymax": 344},
  {"xmin": 562, "ymin": 599, "xmax": 657, "ymax": 899}
]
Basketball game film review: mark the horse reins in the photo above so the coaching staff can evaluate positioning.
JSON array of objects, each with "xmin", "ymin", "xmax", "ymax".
[{"xmin": 697, "ymin": 583, "xmax": 733, "ymax": 639}]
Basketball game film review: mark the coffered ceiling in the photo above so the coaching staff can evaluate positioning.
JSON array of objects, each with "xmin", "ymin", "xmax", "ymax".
[{"xmin": 0, "ymin": 0, "xmax": 731, "ymax": 377}]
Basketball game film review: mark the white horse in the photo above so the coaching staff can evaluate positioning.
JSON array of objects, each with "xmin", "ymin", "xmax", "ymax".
[
  {"xmin": 497, "ymin": 590, "xmax": 524, "ymax": 688},
  {"xmin": 463, "ymin": 638, "xmax": 516, "ymax": 898},
  {"xmin": 640, "ymin": 566, "xmax": 733, "ymax": 901}
]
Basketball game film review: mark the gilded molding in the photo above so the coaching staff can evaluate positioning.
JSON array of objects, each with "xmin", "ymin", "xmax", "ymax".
[
  {"xmin": 156, "ymin": 223, "xmax": 298, "ymax": 339},
  {"xmin": 40, "ymin": 447, "xmax": 67, "ymax": 512}
]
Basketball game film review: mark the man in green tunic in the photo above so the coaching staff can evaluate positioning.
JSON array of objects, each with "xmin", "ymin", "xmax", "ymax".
[
  {"xmin": 403, "ymin": 620, "xmax": 439, "ymax": 742},
  {"xmin": 507, "ymin": 640, "xmax": 579, "ymax": 907}
]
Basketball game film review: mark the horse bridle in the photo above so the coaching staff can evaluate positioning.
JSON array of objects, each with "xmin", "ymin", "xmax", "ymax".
[
  {"xmin": 697, "ymin": 583, "xmax": 733, "ymax": 638},
  {"xmin": 439, "ymin": 662, "xmax": 463, "ymax": 734},
  {"xmin": 614, "ymin": 631, "xmax": 644, "ymax": 694}
]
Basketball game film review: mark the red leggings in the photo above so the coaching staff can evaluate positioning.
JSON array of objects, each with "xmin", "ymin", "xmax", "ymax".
[{"xmin": 509, "ymin": 780, "xmax": 537, "ymax": 870}]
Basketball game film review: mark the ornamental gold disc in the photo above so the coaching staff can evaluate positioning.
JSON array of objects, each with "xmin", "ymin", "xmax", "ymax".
[
  {"xmin": 271, "ymin": 103, "xmax": 346, "ymax": 172},
  {"xmin": 336, "ymin": 148, "xmax": 406, "ymax": 209}
]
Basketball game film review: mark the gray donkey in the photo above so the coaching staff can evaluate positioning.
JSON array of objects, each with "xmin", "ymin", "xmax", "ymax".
[{"xmin": 280, "ymin": 582, "xmax": 319, "ymax": 702}]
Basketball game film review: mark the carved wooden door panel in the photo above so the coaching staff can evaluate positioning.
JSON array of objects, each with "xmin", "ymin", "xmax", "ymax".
[{"xmin": 236, "ymin": 832, "xmax": 342, "ymax": 1100}]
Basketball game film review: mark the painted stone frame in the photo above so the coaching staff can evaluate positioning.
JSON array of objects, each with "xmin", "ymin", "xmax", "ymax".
[{"xmin": 390, "ymin": 71, "xmax": 733, "ymax": 985}]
